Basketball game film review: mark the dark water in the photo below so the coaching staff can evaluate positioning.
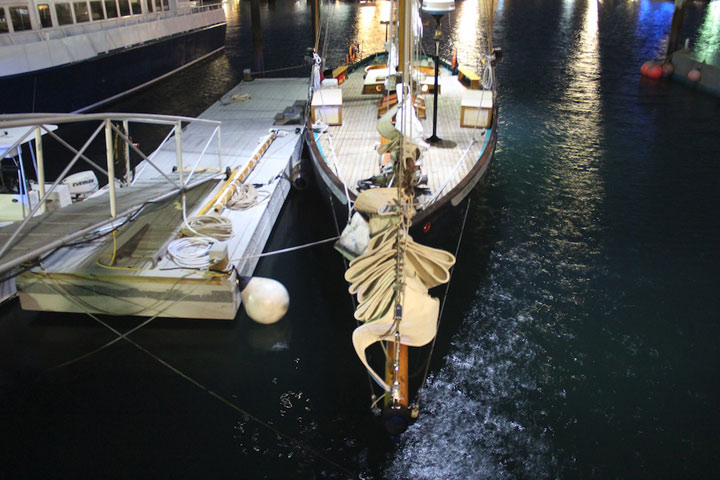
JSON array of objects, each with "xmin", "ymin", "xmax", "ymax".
[{"xmin": 2, "ymin": 0, "xmax": 720, "ymax": 478}]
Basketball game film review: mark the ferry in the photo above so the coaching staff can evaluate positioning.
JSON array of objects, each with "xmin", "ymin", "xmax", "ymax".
[{"xmin": 0, "ymin": 0, "xmax": 226, "ymax": 113}]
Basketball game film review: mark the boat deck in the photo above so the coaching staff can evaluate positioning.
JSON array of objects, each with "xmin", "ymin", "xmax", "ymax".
[
  {"xmin": 12, "ymin": 78, "xmax": 309, "ymax": 320},
  {"xmin": 312, "ymin": 62, "xmax": 491, "ymax": 207}
]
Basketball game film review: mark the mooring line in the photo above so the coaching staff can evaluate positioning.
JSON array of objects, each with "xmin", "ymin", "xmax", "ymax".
[{"xmin": 41, "ymin": 272, "xmax": 354, "ymax": 474}]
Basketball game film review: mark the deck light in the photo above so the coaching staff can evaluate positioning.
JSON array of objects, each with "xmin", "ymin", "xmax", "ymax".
[{"xmin": 421, "ymin": 0, "xmax": 455, "ymax": 143}]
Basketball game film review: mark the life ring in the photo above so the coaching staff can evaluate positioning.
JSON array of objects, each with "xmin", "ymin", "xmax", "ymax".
[
  {"xmin": 451, "ymin": 50, "xmax": 458, "ymax": 74},
  {"xmin": 349, "ymin": 44, "xmax": 358, "ymax": 64}
]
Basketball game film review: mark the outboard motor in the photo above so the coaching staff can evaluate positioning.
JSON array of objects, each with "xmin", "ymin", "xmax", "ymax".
[{"xmin": 63, "ymin": 171, "xmax": 99, "ymax": 199}]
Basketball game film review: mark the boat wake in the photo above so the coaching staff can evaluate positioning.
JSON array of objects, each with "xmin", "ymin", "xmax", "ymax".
[{"xmin": 388, "ymin": 246, "xmax": 562, "ymax": 479}]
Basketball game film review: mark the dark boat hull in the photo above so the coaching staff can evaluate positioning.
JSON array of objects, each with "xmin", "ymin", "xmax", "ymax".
[{"xmin": 0, "ymin": 23, "xmax": 226, "ymax": 114}]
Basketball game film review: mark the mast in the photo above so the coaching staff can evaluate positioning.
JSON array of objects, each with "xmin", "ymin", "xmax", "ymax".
[{"xmin": 311, "ymin": 0, "xmax": 320, "ymax": 49}]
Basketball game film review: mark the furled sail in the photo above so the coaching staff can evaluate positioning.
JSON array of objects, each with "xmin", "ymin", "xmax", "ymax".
[{"xmin": 344, "ymin": 188, "xmax": 455, "ymax": 391}]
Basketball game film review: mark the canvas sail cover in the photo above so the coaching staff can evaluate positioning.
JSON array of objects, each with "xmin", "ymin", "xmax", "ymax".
[{"xmin": 352, "ymin": 270, "xmax": 439, "ymax": 391}]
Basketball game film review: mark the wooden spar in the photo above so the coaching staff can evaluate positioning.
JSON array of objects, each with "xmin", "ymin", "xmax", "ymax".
[
  {"xmin": 385, "ymin": 342, "xmax": 409, "ymax": 407},
  {"xmin": 397, "ymin": 0, "xmax": 407, "ymax": 71},
  {"xmin": 311, "ymin": 0, "xmax": 320, "ymax": 50},
  {"xmin": 666, "ymin": 0, "xmax": 689, "ymax": 57},
  {"xmin": 195, "ymin": 132, "xmax": 276, "ymax": 215},
  {"xmin": 251, "ymin": 0, "xmax": 264, "ymax": 77}
]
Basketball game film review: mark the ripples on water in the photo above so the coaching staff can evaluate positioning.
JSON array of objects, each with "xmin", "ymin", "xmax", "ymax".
[
  {"xmin": 4, "ymin": 1, "xmax": 719, "ymax": 478},
  {"xmin": 387, "ymin": 0, "xmax": 720, "ymax": 478}
]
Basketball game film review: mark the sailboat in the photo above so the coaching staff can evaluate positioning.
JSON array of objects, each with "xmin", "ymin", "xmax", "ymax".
[{"xmin": 305, "ymin": 0, "xmax": 499, "ymax": 433}]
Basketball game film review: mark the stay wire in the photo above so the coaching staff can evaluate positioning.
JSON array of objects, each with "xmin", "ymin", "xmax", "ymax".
[
  {"xmin": 413, "ymin": 197, "xmax": 472, "ymax": 410},
  {"xmin": 329, "ymin": 194, "xmax": 379, "ymax": 403}
]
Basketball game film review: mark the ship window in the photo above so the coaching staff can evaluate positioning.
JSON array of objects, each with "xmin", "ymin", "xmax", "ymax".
[
  {"xmin": 73, "ymin": 2, "xmax": 89, "ymax": 22},
  {"xmin": 55, "ymin": 3, "xmax": 73, "ymax": 25},
  {"xmin": 129, "ymin": 0, "xmax": 140, "ymax": 15},
  {"xmin": 9, "ymin": 6, "xmax": 32, "ymax": 31},
  {"xmin": 104, "ymin": 0, "xmax": 118, "ymax": 18},
  {"xmin": 117, "ymin": 0, "xmax": 130, "ymax": 16},
  {"xmin": 0, "ymin": 9, "xmax": 7, "ymax": 34},
  {"xmin": 90, "ymin": 1, "xmax": 103, "ymax": 20},
  {"xmin": 37, "ymin": 4, "xmax": 53, "ymax": 27},
  {"xmin": 145, "ymin": 0, "xmax": 152, "ymax": 13}
]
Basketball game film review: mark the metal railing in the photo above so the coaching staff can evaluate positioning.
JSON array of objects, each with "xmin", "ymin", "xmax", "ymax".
[{"xmin": 0, "ymin": 112, "xmax": 223, "ymax": 271}]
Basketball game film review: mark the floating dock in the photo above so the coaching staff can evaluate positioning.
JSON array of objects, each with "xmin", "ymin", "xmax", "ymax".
[
  {"xmin": 0, "ymin": 78, "xmax": 309, "ymax": 320},
  {"xmin": 670, "ymin": 50, "xmax": 720, "ymax": 97}
]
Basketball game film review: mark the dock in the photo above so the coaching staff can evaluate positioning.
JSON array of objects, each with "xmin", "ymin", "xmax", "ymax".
[
  {"xmin": 670, "ymin": 50, "xmax": 720, "ymax": 97},
  {"xmin": 0, "ymin": 78, "xmax": 309, "ymax": 320}
]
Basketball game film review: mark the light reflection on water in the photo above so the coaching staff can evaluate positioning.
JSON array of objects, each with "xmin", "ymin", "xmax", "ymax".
[
  {"xmin": 3, "ymin": 1, "xmax": 719, "ymax": 478},
  {"xmin": 387, "ymin": 0, "xmax": 719, "ymax": 478},
  {"xmin": 695, "ymin": 0, "xmax": 720, "ymax": 58}
]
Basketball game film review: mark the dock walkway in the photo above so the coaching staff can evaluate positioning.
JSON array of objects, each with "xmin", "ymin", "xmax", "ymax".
[{"xmin": 11, "ymin": 78, "xmax": 309, "ymax": 320}]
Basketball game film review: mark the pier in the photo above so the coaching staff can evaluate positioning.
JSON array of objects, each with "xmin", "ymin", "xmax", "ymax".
[
  {"xmin": 0, "ymin": 78, "xmax": 308, "ymax": 320},
  {"xmin": 670, "ymin": 50, "xmax": 720, "ymax": 97}
]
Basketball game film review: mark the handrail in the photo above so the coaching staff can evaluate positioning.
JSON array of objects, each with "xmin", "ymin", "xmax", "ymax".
[
  {"xmin": 0, "ymin": 112, "xmax": 221, "ymax": 129},
  {"xmin": 0, "ymin": 112, "xmax": 224, "ymax": 267}
]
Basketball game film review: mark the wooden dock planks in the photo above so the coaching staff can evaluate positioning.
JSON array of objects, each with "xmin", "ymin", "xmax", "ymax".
[{"xmin": 15, "ymin": 78, "xmax": 309, "ymax": 320}]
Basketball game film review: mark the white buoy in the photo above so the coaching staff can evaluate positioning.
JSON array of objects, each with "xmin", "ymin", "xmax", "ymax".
[{"xmin": 239, "ymin": 277, "xmax": 289, "ymax": 324}]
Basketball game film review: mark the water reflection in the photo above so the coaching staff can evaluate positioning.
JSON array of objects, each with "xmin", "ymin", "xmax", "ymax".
[
  {"xmin": 450, "ymin": 0, "xmax": 480, "ymax": 67},
  {"xmin": 550, "ymin": 0, "xmax": 604, "ymax": 241},
  {"xmin": 695, "ymin": 0, "xmax": 720, "ymax": 58},
  {"xmin": 356, "ymin": 0, "xmax": 388, "ymax": 57}
]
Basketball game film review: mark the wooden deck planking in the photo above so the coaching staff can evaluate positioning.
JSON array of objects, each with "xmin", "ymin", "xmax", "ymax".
[
  {"xmin": 0, "ymin": 172, "xmax": 218, "ymax": 263},
  {"xmin": 314, "ymin": 65, "xmax": 489, "ymax": 206}
]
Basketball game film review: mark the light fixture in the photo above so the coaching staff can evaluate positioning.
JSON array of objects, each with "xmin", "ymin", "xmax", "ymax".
[
  {"xmin": 421, "ymin": 0, "xmax": 455, "ymax": 16},
  {"xmin": 421, "ymin": 0, "xmax": 455, "ymax": 144}
]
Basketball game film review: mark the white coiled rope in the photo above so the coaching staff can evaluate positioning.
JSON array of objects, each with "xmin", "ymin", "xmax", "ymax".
[
  {"xmin": 226, "ymin": 183, "xmax": 268, "ymax": 210},
  {"xmin": 180, "ymin": 215, "xmax": 233, "ymax": 240},
  {"xmin": 167, "ymin": 237, "xmax": 216, "ymax": 269}
]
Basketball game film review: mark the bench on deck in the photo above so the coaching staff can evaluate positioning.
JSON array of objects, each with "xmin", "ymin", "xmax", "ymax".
[
  {"xmin": 332, "ymin": 65, "xmax": 349, "ymax": 85},
  {"xmin": 363, "ymin": 65, "xmax": 388, "ymax": 94},
  {"xmin": 458, "ymin": 67, "xmax": 481, "ymax": 89}
]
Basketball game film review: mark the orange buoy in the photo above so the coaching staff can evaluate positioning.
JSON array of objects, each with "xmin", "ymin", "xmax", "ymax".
[
  {"xmin": 646, "ymin": 63, "xmax": 663, "ymax": 79},
  {"xmin": 688, "ymin": 68, "xmax": 702, "ymax": 82},
  {"xmin": 641, "ymin": 60, "xmax": 654, "ymax": 76},
  {"xmin": 661, "ymin": 62, "xmax": 675, "ymax": 77}
]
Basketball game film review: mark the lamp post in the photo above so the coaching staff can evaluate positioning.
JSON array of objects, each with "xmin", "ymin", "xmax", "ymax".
[{"xmin": 421, "ymin": 0, "xmax": 455, "ymax": 144}]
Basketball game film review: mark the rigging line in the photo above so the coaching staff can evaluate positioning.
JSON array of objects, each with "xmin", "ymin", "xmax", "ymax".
[
  {"xmin": 129, "ymin": 336, "xmax": 355, "ymax": 475},
  {"xmin": 322, "ymin": 133, "xmax": 353, "ymax": 222},
  {"xmin": 414, "ymin": 197, "xmax": 472, "ymax": 410},
  {"xmin": 228, "ymin": 235, "xmax": 339, "ymax": 263},
  {"xmin": 42, "ymin": 284, "xmax": 354, "ymax": 475},
  {"xmin": 321, "ymin": 0, "xmax": 336, "ymax": 59},
  {"xmin": 42, "ymin": 271, "xmax": 203, "ymax": 372},
  {"xmin": 421, "ymin": 138, "xmax": 477, "ymax": 208},
  {"xmin": 329, "ymin": 193, "xmax": 379, "ymax": 399},
  {"xmin": 247, "ymin": 63, "xmax": 306, "ymax": 75},
  {"xmin": 38, "ymin": 264, "xmax": 202, "ymax": 318}
]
